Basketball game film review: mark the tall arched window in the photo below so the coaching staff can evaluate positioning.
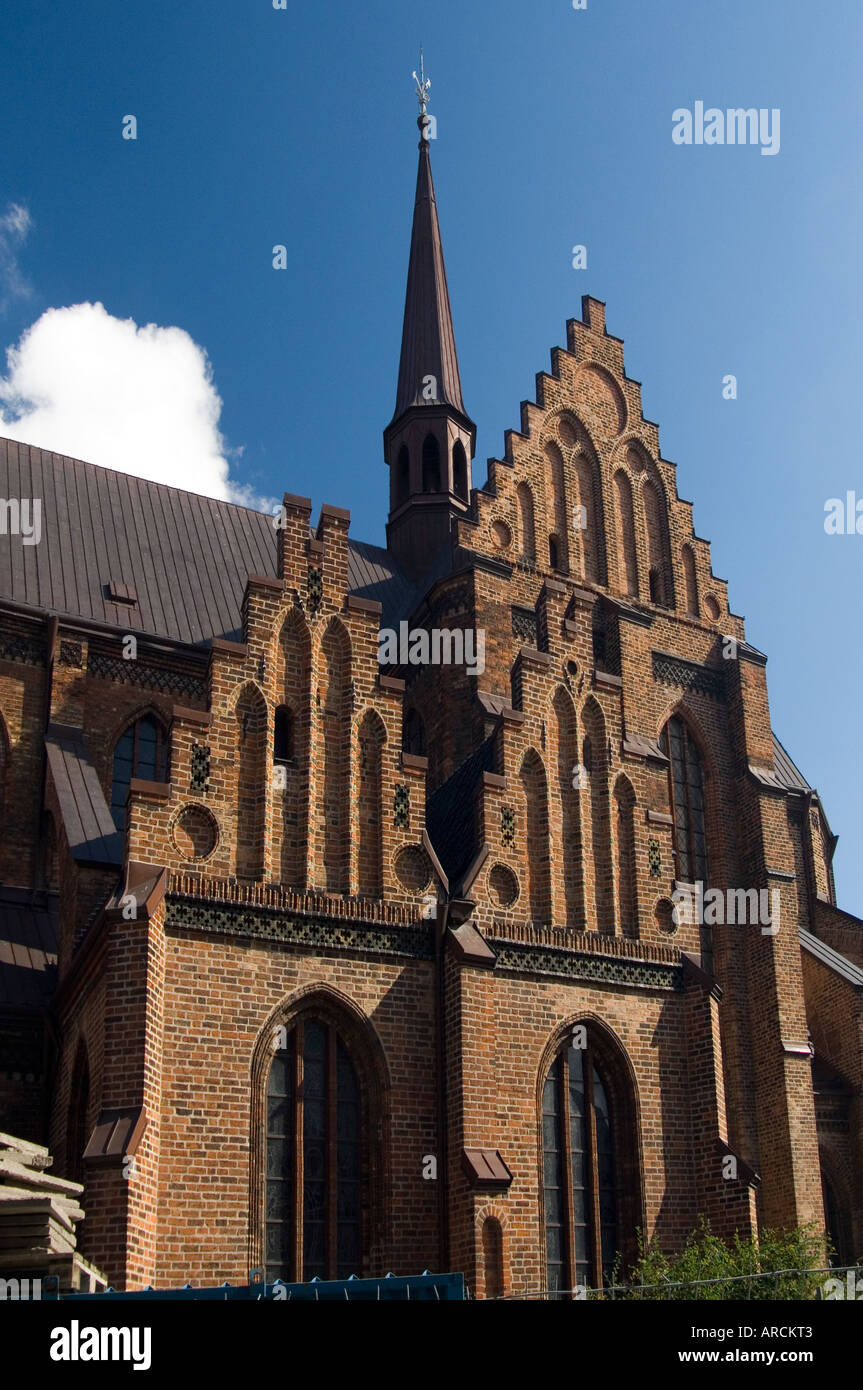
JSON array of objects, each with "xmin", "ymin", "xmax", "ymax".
[
  {"xmin": 543, "ymin": 1032, "xmax": 630, "ymax": 1295},
  {"xmin": 660, "ymin": 716, "xmax": 708, "ymax": 883},
  {"xmin": 265, "ymin": 1017, "xmax": 363, "ymax": 1282},
  {"xmin": 452, "ymin": 440, "xmax": 468, "ymax": 501},
  {"xmin": 110, "ymin": 713, "xmax": 168, "ymax": 831},
  {"xmin": 422, "ymin": 433, "xmax": 441, "ymax": 492}
]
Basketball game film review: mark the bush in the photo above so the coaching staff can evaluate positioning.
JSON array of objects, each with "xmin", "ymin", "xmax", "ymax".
[{"xmin": 605, "ymin": 1219, "xmax": 827, "ymax": 1300}]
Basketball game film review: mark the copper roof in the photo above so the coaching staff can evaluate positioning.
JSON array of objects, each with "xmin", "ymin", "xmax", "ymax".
[
  {"xmin": 392, "ymin": 138, "xmax": 469, "ymax": 420},
  {"xmin": 45, "ymin": 723, "xmax": 123, "ymax": 866},
  {"xmin": 0, "ymin": 437, "xmax": 417, "ymax": 641},
  {"xmin": 0, "ymin": 889, "xmax": 58, "ymax": 1009}
]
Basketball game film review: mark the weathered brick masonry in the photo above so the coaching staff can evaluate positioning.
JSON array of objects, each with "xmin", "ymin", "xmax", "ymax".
[{"xmin": 1, "ymin": 110, "xmax": 861, "ymax": 1295}]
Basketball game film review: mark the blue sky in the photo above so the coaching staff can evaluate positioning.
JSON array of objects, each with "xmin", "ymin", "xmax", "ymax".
[{"xmin": 1, "ymin": 0, "xmax": 862, "ymax": 911}]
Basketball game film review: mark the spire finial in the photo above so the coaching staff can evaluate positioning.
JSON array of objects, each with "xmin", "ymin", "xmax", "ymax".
[{"xmin": 412, "ymin": 48, "xmax": 431, "ymax": 133}]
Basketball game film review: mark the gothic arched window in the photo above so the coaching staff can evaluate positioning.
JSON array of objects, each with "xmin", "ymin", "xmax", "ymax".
[
  {"xmin": 266, "ymin": 1018, "xmax": 363, "ymax": 1282},
  {"xmin": 660, "ymin": 716, "xmax": 708, "ymax": 883},
  {"xmin": 110, "ymin": 713, "xmax": 168, "ymax": 831},
  {"xmin": 452, "ymin": 440, "xmax": 468, "ymax": 501},
  {"xmin": 542, "ymin": 1034, "xmax": 625, "ymax": 1295}
]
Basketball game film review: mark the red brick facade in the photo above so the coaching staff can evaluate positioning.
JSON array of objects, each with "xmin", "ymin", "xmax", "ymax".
[{"xmin": 1, "ymin": 128, "xmax": 862, "ymax": 1296}]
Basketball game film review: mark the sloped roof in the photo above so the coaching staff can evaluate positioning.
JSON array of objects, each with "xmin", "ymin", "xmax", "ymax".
[
  {"xmin": 0, "ymin": 437, "xmax": 415, "ymax": 642},
  {"xmin": 45, "ymin": 724, "xmax": 123, "ymax": 867},
  {"xmin": 799, "ymin": 927, "xmax": 863, "ymax": 989},
  {"xmin": 0, "ymin": 889, "xmax": 58, "ymax": 1009},
  {"xmin": 772, "ymin": 734, "xmax": 811, "ymax": 793},
  {"xmin": 426, "ymin": 736, "xmax": 496, "ymax": 888}
]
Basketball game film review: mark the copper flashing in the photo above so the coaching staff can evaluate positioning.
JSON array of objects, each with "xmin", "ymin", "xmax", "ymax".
[{"xmin": 461, "ymin": 1148, "xmax": 513, "ymax": 1188}]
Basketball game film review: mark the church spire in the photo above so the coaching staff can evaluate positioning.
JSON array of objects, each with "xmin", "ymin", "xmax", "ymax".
[
  {"xmin": 392, "ymin": 55, "xmax": 467, "ymax": 418},
  {"xmin": 384, "ymin": 58, "xmax": 476, "ymax": 583}
]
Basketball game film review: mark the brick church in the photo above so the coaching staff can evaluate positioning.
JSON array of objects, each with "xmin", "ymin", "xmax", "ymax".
[{"xmin": 1, "ymin": 94, "xmax": 861, "ymax": 1298}]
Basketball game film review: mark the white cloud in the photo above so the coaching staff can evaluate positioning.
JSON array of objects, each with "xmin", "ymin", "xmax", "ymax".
[
  {"xmin": 0, "ymin": 301, "xmax": 275, "ymax": 511},
  {"xmin": 0, "ymin": 202, "xmax": 33, "ymax": 309}
]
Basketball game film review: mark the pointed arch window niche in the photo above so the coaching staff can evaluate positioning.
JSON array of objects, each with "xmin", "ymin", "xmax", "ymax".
[
  {"xmin": 659, "ymin": 716, "xmax": 708, "ymax": 885},
  {"xmin": 110, "ymin": 713, "xmax": 168, "ymax": 831},
  {"xmin": 265, "ymin": 1017, "xmax": 364, "ymax": 1283},
  {"xmin": 542, "ymin": 1029, "xmax": 638, "ymax": 1297}
]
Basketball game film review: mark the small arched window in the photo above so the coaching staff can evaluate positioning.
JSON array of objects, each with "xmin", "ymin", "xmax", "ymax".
[
  {"xmin": 265, "ymin": 1017, "xmax": 364, "ymax": 1282},
  {"xmin": 110, "ymin": 713, "xmax": 168, "ymax": 831},
  {"xmin": 452, "ymin": 440, "xmax": 468, "ymax": 501},
  {"xmin": 274, "ymin": 705, "xmax": 294, "ymax": 762},
  {"xmin": 422, "ymin": 433, "xmax": 441, "ymax": 492},
  {"xmin": 659, "ymin": 716, "xmax": 708, "ymax": 883},
  {"xmin": 542, "ymin": 1034, "xmax": 624, "ymax": 1294},
  {"xmin": 549, "ymin": 535, "xmax": 559, "ymax": 571}
]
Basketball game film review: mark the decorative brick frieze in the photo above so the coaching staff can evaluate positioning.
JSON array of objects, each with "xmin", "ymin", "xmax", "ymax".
[
  {"xmin": 164, "ymin": 893, "xmax": 434, "ymax": 960},
  {"xmin": 88, "ymin": 650, "xmax": 206, "ymax": 701},
  {"xmin": 652, "ymin": 649, "xmax": 725, "ymax": 699}
]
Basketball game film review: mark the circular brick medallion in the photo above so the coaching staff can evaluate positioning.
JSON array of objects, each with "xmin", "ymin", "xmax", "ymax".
[
  {"xmin": 488, "ymin": 863, "xmax": 519, "ymax": 907},
  {"xmin": 394, "ymin": 845, "xmax": 433, "ymax": 893},
  {"xmin": 558, "ymin": 418, "xmax": 578, "ymax": 446},
  {"xmin": 491, "ymin": 519, "xmax": 512, "ymax": 550},
  {"xmin": 655, "ymin": 897, "xmax": 677, "ymax": 934},
  {"xmin": 172, "ymin": 805, "xmax": 218, "ymax": 861},
  {"xmin": 703, "ymin": 594, "xmax": 721, "ymax": 621}
]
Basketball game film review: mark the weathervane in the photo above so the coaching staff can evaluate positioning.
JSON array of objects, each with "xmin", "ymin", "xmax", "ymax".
[{"xmin": 413, "ymin": 49, "xmax": 431, "ymax": 120}]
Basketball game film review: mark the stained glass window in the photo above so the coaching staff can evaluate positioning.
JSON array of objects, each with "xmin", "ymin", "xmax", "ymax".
[
  {"xmin": 542, "ymin": 1038, "xmax": 621, "ymax": 1295},
  {"xmin": 660, "ymin": 716, "xmax": 708, "ymax": 884},
  {"xmin": 265, "ymin": 1019, "xmax": 364, "ymax": 1283}
]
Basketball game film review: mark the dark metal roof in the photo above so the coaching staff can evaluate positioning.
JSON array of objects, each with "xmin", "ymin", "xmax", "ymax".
[
  {"xmin": 772, "ymin": 734, "xmax": 811, "ymax": 793},
  {"xmin": 0, "ymin": 437, "xmax": 415, "ymax": 644},
  {"xmin": 45, "ymin": 724, "xmax": 123, "ymax": 866},
  {"xmin": 799, "ymin": 928, "xmax": 863, "ymax": 988},
  {"xmin": 426, "ymin": 736, "xmax": 496, "ymax": 888},
  {"xmin": 346, "ymin": 538, "xmax": 419, "ymax": 629},
  {"xmin": 0, "ymin": 889, "xmax": 58, "ymax": 1008},
  {"xmin": 392, "ymin": 138, "xmax": 469, "ymax": 421}
]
